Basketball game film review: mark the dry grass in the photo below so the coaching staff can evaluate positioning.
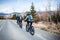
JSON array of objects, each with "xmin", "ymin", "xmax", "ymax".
[
  {"xmin": 33, "ymin": 21, "xmax": 60, "ymax": 35},
  {"xmin": 22, "ymin": 20, "xmax": 60, "ymax": 35}
]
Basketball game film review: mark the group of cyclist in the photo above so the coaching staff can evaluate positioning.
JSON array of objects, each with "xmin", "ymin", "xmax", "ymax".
[
  {"xmin": 17, "ymin": 13, "xmax": 34, "ymax": 28},
  {"xmin": 17, "ymin": 12, "xmax": 34, "ymax": 35}
]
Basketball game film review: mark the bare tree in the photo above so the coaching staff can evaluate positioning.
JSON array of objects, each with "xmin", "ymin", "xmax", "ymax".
[
  {"xmin": 57, "ymin": 1, "xmax": 60, "ymax": 23},
  {"xmin": 47, "ymin": 0, "xmax": 52, "ymax": 22}
]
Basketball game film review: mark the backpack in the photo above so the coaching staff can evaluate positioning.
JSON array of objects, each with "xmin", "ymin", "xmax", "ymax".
[
  {"xmin": 19, "ymin": 16, "xmax": 22, "ymax": 21},
  {"xmin": 28, "ymin": 15, "xmax": 34, "ymax": 22}
]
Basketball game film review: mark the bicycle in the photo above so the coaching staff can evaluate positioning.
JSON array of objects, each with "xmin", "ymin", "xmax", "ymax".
[{"xmin": 26, "ymin": 23, "xmax": 35, "ymax": 35}]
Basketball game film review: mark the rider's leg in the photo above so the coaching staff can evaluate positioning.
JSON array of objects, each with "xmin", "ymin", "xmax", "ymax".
[
  {"xmin": 27, "ymin": 21, "xmax": 29, "ymax": 25},
  {"xmin": 19, "ymin": 20, "xmax": 22, "ymax": 25},
  {"xmin": 30, "ymin": 22, "xmax": 32, "ymax": 27}
]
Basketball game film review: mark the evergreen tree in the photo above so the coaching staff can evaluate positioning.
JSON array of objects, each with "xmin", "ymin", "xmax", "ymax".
[
  {"xmin": 11, "ymin": 14, "xmax": 17, "ymax": 20},
  {"xmin": 31, "ymin": 2, "xmax": 36, "ymax": 16},
  {"xmin": 30, "ymin": 2, "xmax": 39, "ymax": 23}
]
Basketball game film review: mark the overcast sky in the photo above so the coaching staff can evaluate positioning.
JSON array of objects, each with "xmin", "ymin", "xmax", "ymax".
[{"xmin": 0, "ymin": 0, "xmax": 59, "ymax": 13}]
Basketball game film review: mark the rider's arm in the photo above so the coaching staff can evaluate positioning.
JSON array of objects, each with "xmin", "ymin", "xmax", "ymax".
[{"xmin": 25, "ymin": 16, "xmax": 28, "ymax": 21}]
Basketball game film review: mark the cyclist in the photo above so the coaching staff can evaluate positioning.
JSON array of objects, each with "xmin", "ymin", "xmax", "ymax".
[
  {"xmin": 25, "ymin": 13, "xmax": 34, "ymax": 28},
  {"xmin": 17, "ymin": 15, "xmax": 23, "ymax": 28}
]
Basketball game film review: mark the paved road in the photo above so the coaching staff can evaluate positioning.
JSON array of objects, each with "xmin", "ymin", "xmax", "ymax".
[{"xmin": 0, "ymin": 20, "xmax": 60, "ymax": 40}]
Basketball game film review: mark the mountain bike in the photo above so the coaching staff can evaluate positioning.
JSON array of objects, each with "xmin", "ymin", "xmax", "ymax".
[
  {"xmin": 17, "ymin": 20, "xmax": 22, "ymax": 28},
  {"xmin": 26, "ymin": 23, "xmax": 35, "ymax": 35},
  {"xmin": 19, "ymin": 22, "xmax": 22, "ymax": 28}
]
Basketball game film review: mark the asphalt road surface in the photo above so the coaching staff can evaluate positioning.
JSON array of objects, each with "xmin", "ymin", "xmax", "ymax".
[{"xmin": 0, "ymin": 20, "xmax": 60, "ymax": 40}]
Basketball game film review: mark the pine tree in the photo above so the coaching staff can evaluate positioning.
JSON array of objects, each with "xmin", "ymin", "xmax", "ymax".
[
  {"xmin": 11, "ymin": 14, "xmax": 17, "ymax": 20},
  {"xmin": 30, "ymin": 2, "xmax": 39, "ymax": 23},
  {"xmin": 31, "ymin": 2, "xmax": 36, "ymax": 16}
]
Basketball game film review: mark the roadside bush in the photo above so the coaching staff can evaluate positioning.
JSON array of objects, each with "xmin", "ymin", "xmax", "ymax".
[
  {"xmin": 51, "ymin": 13, "xmax": 60, "ymax": 24},
  {"xmin": 33, "ymin": 14, "xmax": 40, "ymax": 23},
  {"xmin": 11, "ymin": 14, "xmax": 17, "ymax": 20}
]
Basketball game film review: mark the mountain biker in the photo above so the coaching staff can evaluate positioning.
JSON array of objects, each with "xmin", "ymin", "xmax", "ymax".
[
  {"xmin": 25, "ymin": 13, "xmax": 34, "ymax": 27},
  {"xmin": 25, "ymin": 13, "xmax": 35, "ymax": 35},
  {"xmin": 17, "ymin": 15, "xmax": 23, "ymax": 24}
]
